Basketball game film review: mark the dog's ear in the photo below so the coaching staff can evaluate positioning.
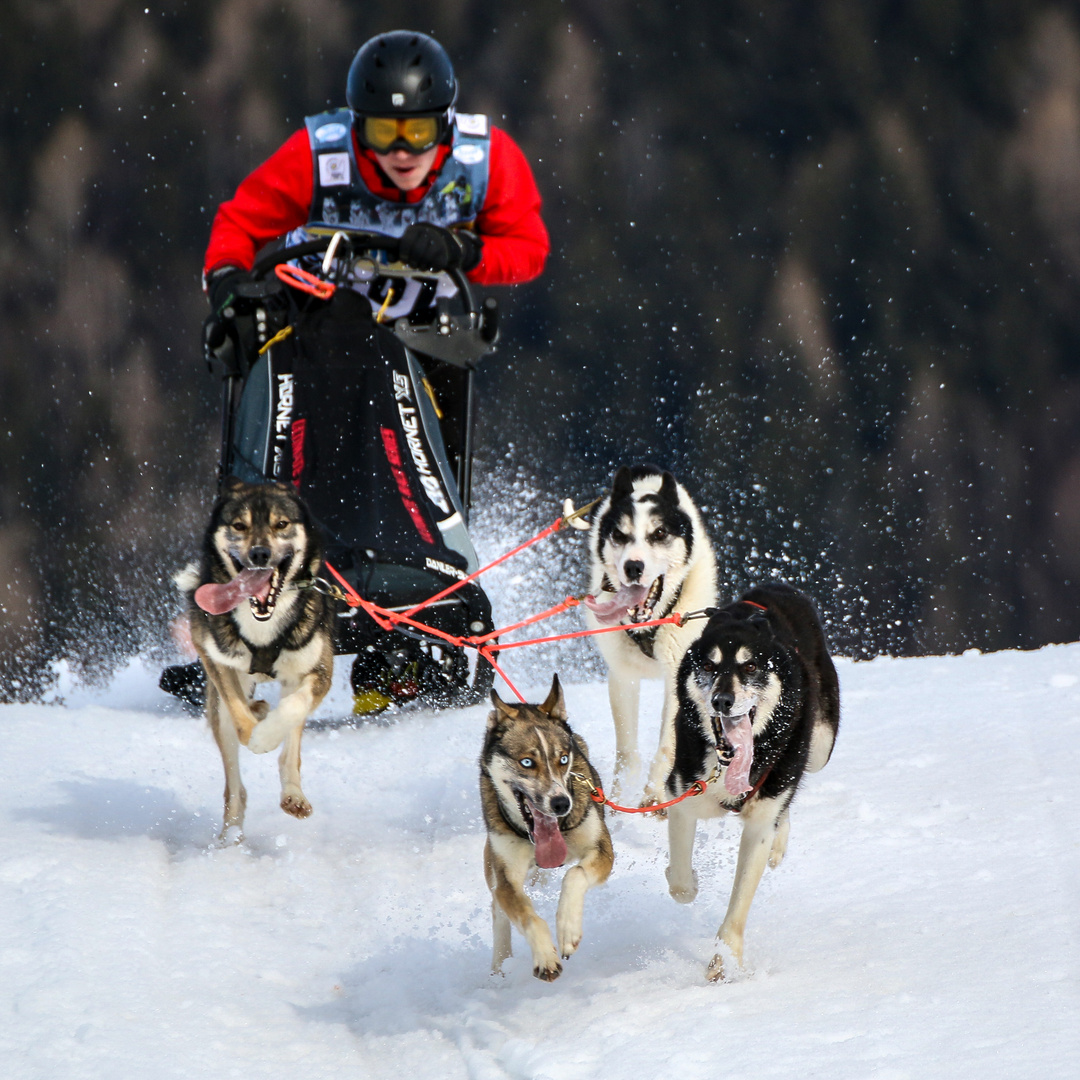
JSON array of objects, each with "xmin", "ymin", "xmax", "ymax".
[
  {"xmin": 659, "ymin": 471, "xmax": 680, "ymax": 504},
  {"xmin": 222, "ymin": 476, "xmax": 247, "ymax": 495},
  {"xmin": 610, "ymin": 465, "xmax": 634, "ymax": 502},
  {"xmin": 489, "ymin": 688, "xmax": 521, "ymax": 727},
  {"xmin": 539, "ymin": 673, "xmax": 567, "ymax": 721}
]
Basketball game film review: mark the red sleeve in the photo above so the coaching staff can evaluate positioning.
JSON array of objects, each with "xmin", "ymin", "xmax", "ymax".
[
  {"xmin": 203, "ymin": 130, "xmax": 314, "ymax": 278},
  {"xmin": 468, "ymin": 126, "xmax": 549, "ymax": 286}
]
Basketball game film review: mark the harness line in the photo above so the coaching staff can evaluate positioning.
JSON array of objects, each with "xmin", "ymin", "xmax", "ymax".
[{"xmin": 316, "ymin": 497, "xmax": 702, "ymax": 703}]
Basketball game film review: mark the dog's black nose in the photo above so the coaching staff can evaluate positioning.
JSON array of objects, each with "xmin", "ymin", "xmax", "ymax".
[
  {"xmin": 550, "ymin": 794, "xmax": 571, "ymax": 817},
  {"xmin": 712, "ymin": 690, "xmax": 735, "ymax": 715},
  {"xmin": 248, "ymin": 546, "xmax": 272, "ymax": 568},
  {"xmin": 623, "ymin": 559, "xmax": 644, "ymax": 582}
]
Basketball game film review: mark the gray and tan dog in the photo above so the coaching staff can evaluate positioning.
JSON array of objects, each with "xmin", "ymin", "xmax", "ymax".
[
  {"xmin": 480, "ymin": 675, "xmax": 614, "ymax": 981},
  {"xmin": 179, "ymin": 478, "xmax": 334, "ymax": 841}
]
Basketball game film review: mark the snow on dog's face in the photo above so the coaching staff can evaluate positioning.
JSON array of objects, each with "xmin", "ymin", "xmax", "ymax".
[
  {"xmin": 589, "ymin": 466, "xmax": 695, "ymax": 624},
  {"xmin": 208, "ymin": 479, "xmax": 310, "ymax": 623},
  {"xmin": 484, "ymin": 676, "xmax": 577, "ymax": 869}
]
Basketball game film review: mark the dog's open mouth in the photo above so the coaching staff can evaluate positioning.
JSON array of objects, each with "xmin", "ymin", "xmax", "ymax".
[
  {"xmin": 628, "ymin": 575, "xmax": 664, "ymax": 623},
  {"xmin": 515, "ymin": 789, "xmax": 568, "ymax": 869},
  {"xmin": 247, "ymin": 566, "xmax": 283, "ymax": 622},
  {"xmin": 714, "ymin": 708, "xmax": 756, "ymax": 797},
  {"xmin": 194, "ymin": 566, "xmax": 275, "ymax": 616},
  {"xmin": 583, "ymin": 575, "xmax": 665, "ymax": 627}
]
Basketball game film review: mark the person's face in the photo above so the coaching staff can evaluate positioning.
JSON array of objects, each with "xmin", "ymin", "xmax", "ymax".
[{"xmin": 373, "ymin": 146, "xmax": 440, "ymax": 191}]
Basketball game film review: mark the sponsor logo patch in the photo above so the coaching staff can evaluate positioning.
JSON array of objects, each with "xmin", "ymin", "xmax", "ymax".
[
  {"xmin": 314, "ymin": 122, "xmax": 348, "ymax": 143},
  {"xmin": 380, "ymin": 426, "xmax": 434, "ymax": 544},
  {"xmin": 456, "ymin": 113, "xmax": 489, "ymax": 137},
  {"xmin": 425, "ymin": 557, "xmax": 467, "ymax": 581},
  {"xmin": 452, "ymin": 144, "xmax": 485, "ymax": 166},
  {"xmin": 318, "ymin": 152, "xmax": 350, "ymax": 187},
  {"xmin": 396, "ymin": 403, "xmax": 451, "ymax": 515}
]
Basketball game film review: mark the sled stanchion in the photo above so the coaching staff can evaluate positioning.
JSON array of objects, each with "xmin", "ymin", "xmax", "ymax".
[{"xmin": 459, "ymin": 366, "xmax": 476, "ymax": 521}]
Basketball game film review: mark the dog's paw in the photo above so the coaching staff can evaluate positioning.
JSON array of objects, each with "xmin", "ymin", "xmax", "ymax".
[
  {"xmin": 216, "ymin": 824, "xmax": 244, "ymax": 847},
  {"xmin": 280, "ymin": 791, "xmax": 312, "ymax": 818},
  {"xmin": 638, "ymin": 793, "xmax": 668, "ymax": 820},
  {"xmin": 533, "ymin": 956, "xmax": 563, "ymax": 982},
  {"xmin": 666, "ymin": 865, "xmax": 698, "ymax": 904},
  {"xmin": 706, "ymin": 941, "xmax": 744, "ymax": 983},
  {"xmin": 768, "ymin": 834, "xmax": 788, "ymax": 869},
  {"xmin": 556, "ymin": 915, "xmax": 583, "ymax": 959},
  {"xmin": 247, "ymin": 714, "xmax": 288, "ymax": 755}
]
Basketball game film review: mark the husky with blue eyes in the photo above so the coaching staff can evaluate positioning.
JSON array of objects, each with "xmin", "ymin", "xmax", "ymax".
[
  {"xmin": 664, "ymin": 583, "xmax": 840, "ymax": 981},
  {"xmin": 479, "ymin": 675, "xmax": 614, "ymax": 981},
  {"xmin": 583, "ymin": 464, "xmax": 717, "ymax": 802}
]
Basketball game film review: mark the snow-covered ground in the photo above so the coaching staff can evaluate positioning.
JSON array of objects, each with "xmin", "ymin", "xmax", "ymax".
[{"xmin": 3, "ymin": 644, "xmax": 1079, "ymax": 1079}]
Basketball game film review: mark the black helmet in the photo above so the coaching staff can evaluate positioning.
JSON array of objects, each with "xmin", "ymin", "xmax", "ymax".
[{"xmin": 346, "ymin": 31, "xmax": 457, "ymax": 117}]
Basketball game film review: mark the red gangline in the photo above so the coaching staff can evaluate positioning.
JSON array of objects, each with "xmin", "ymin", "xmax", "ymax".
[{"xmin": 401, "ymin": 516, "xmax": 566, "ymax": 619}]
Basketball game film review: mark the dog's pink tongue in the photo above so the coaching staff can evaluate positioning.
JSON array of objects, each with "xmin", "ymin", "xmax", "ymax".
[
  {"xmin": 531, "ymin": 809, "xmax": 568, "ymax": 869},
  {"xmin": 720, "ymin": 714, "xmax": 755, "ymax": 797},
  {"xmin": 194, "ymin": 568, "xmax": 273, "ymax": 615},
  {"xmin": 583, "ymin": 584, "xmax": 649, "ymax": 627}
]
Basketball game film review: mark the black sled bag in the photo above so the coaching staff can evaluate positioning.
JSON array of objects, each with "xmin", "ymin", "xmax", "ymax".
[{"xmin": 226, "ymin": 289, "xmax": 491, "ymax": 651}]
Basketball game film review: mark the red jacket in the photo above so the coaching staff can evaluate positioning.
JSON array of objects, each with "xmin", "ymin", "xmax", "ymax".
[{"xmin": 205, "ymin": 124, "xmax": 549, "ymax": 286}]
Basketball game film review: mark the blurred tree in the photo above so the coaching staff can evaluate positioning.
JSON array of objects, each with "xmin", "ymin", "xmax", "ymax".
[{"xmin": 2, "ymin": 0, "xmax": 1080, "ymax": 699}]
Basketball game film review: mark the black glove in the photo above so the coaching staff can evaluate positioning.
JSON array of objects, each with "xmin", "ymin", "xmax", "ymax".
[
  {"xmin": 398, "ymin": 224, "xmax": 483, "ymax": 273},
  {"xmin": 207, "ymin": 267, "xmax": 254, "ymax": 313}
]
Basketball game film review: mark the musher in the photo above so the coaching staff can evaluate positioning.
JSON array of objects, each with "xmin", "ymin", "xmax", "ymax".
[{"xmin": 163, "ymin": 30, "xmax": 549, "ymax": 713}]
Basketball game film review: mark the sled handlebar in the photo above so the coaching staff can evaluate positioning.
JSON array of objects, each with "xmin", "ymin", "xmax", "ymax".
[
  {"xmin": 248, "ymin": 229, "xmax": 497, "ymax": 367},
  {"xmin": 249, "ymin": 229, "xmax": 469, "ymax": 309}
]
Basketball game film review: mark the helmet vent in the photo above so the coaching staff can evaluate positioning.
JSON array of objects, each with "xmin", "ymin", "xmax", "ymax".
[{"xmin": 420, "ymin": 75, "xmax": 432, "ymax": 91}]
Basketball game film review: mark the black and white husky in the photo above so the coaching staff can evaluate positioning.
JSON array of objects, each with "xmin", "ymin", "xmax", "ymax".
[
  {"xmin": 583, "ymin": 465, "xmax": 716, "ymax": 799},
  {"xmin": 178, "ymin": 478, "xmax": 334, "ymax": 841},
  {"xmin": 663, "ymin": 583, "xmax": 840, "ymax": 980}
]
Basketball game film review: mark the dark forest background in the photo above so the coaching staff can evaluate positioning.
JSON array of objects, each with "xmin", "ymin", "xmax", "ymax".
[{"xmin": 5, "ymin": 0, "xmax": 1080, "ymax": 698}]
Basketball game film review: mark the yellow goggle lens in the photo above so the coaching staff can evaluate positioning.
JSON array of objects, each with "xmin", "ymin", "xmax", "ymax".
[{"xmin": 362, "ymin": 115, "xmax": 441, "ymax": 152}]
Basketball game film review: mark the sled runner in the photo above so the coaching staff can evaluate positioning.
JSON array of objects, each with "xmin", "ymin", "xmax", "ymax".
[{"xmin": 165, "ymin": 228, "xmax": 501, "ymax": 714}]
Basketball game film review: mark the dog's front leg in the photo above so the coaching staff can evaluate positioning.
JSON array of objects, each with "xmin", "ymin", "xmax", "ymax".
[
  {"xmin": 248, "ymin": 656, "xmax": 332, "ymax": 755},
  {"xmin": 665, "ymin": 799, "xmax": 700, "ymax": 903},
  {"xmin": 555, "ymin": 840, "xmax": 614, "ymax": 960},
  {"xmin": 642, "ymin": 674, "xmax": 679, "ymax": 812},
  {"xmin": 608, "ymin": 674, "xmax": 641, "ymax": 795},
  {"xmin": 484, "ymin": 840, "xmax": 513, "ymax": 975},
  {"xmin": 278, "ymin": 723, "xmax": 312, "ymax": 818},
  {"xmin": 707, "ymin": 797, "xmax": 784, "ymax": 981},
  {"xmin": 487, "ymin": 839, "xmax": 561, "ymax": 981},
  {"xmin": 207, "ymin": 680, "xmax": 247, "ymax": 842},
  {"xmin": 199, "ymin": 655, "xmax": 264, "ymax": 746}
]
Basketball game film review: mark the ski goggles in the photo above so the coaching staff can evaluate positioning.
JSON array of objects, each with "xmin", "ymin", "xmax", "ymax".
[{"xmin": 358, "ymin": 114, "xmax": 445, "ymax": 153}]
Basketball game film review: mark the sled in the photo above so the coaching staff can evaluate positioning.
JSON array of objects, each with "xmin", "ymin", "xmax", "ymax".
[{"xmin": 192, "ymin": 228, "xmax": 500, "ymax": 713}]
